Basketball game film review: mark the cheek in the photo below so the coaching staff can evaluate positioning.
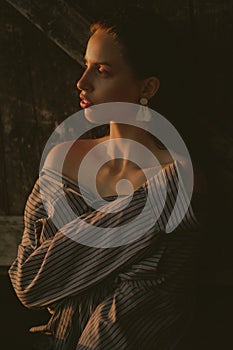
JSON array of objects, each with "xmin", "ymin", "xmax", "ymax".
[{"xmin": 110, "ymin": 79, "xmax": 140, "ymax": 100}]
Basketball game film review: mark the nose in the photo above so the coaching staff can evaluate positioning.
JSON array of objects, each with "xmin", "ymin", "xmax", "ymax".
[{"xmin": 77, "ymin": 68, "xmax": 93, "ymax": 92}]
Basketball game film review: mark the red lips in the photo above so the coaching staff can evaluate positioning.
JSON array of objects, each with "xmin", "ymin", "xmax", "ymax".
[{"xmin": 79, "ymin": 94, "xmax": 93, "ymax": 109}]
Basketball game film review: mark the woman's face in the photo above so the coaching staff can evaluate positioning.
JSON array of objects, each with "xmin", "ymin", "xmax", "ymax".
[{"xmin": 77, "ymin": 29, "xmax": 143, "ymax": 108}]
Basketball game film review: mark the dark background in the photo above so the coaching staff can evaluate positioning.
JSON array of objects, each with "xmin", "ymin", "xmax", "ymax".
[{"xmin": 0, "ymin": 0, "xmax": 232, "ymax": 349}]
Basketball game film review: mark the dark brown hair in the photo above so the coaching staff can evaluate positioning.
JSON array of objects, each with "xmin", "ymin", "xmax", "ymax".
[{"xmin": 89, "ymin": 7, "xmax": 173, "ymax": 81}]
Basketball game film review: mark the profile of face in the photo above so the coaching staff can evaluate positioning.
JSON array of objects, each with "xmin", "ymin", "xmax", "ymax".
[{"xmin": 77, "ymin": 29, "xmax": 146, "ymax": 109}]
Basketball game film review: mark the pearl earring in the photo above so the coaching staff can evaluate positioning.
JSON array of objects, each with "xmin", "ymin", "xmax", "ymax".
[
  {"xmin": 139, "ymin": 97, "xmax": 148, "ymax": 106},
  {"xmin": 136, "ymin": 97, "xmax": 151, "ymax": 121}
]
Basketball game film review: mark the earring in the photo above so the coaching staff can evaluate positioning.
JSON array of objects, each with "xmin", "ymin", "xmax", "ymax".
[
  {"xmin": 140, "ymin": 97, "xmax": 148, "ymax": 106},
  {"xmin": 136, "ymin": 97, "xmax": 151, "ymax": 121}
]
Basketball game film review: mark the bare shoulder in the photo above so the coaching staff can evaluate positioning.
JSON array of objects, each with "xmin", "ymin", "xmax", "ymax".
[
  {"xmin": 43, "ymin": 140, "xmax": 74, "ymax": 172},
  {"xmin": 43, "ymin": 137, "xmax": 108, "ymax": 181}
]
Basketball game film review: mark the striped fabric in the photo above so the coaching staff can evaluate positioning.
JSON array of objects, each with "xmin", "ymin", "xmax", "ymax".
[{"xmin": 9, "ymin": 161, "xmax": 202, "ymax": 350}]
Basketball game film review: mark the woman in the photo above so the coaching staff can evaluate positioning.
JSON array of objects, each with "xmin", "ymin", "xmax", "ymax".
[{"xmin": 9, "ymin": 7, "xmax": 206, "ymax": 350}]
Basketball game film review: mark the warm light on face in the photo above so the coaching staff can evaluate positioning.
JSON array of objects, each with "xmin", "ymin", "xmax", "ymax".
[{"xmin": 77, "ymin": 29, "xmax": 143, "ymax": 107}]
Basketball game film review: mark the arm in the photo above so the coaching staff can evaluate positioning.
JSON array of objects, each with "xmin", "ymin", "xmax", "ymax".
[
  {"xmin": 9, "ymin": 161, "xmax": 199, "ymax": 309},
  {"xmin": 9, "ymin": 173, "xmax": 162, "ymax": 309}
]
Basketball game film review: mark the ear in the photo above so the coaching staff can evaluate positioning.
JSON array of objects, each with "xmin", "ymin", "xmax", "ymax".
[{"xmin": 141, "ymin": 76, "xmax": 160, "ymax": 100}]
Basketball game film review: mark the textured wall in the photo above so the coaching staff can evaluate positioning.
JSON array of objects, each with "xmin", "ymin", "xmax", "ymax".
[{"xmin": 0, "ymin": 0, "xmax": 82, "ymax": 214}]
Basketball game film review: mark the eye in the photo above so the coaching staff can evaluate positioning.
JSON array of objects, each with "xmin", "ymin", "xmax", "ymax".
[{"xmin": 97, "ymin": 65, "xmax": 109, "ymax": 76}]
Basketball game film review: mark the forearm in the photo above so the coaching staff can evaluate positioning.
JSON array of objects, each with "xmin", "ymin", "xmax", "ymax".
[{"xmin": 9, "ymin": 191, "xmax": 159, "ymax": 308}]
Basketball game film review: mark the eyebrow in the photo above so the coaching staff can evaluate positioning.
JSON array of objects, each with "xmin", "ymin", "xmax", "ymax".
[{"xmin": 83, "ymin": 57, "xmax": 112, "ymax": 68}]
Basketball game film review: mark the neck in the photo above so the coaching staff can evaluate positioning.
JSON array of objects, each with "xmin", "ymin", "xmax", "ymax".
[{"xmin": 106, "ymin": 121, "xmax": 160, "ymax": 173}]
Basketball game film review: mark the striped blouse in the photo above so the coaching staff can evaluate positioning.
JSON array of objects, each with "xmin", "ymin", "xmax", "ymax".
[{"xmin": 9, "ymin": 160, "xmax": 203, "ymax": 350}]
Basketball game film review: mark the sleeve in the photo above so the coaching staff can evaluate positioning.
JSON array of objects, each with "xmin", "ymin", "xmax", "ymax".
[
  {"xmin": 8, "ymin": 162, "xmax": 200, "ymax": 309},
  {"xmin": 9, "ymin": 162, "xmax": 199, "ymax": 307}
]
